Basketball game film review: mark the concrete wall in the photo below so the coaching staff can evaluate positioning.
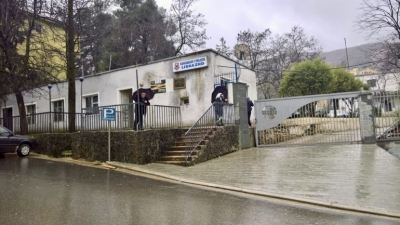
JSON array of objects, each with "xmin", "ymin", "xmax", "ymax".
[
  {"xmin": 1, "ymin": 50, "xmax": 257, "ymax": 130},
  {"xmin": 32, "ymin": 129, "xmax": 186, "ymax": 163}
]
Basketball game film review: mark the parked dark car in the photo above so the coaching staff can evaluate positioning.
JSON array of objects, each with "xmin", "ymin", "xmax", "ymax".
[{"xmin": 0, "ymin": 125, "xmax": 37, "ymax": 157}]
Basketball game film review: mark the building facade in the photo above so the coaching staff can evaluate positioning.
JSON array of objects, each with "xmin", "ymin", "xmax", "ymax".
[{"xmin": 1, "ymin": 49, "xmax": 257, "ymax": 131}]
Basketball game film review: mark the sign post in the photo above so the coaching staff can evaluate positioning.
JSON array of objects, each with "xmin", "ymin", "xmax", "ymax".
[{"xmin": 102, "ymin": 108, "xmax": 116, "ymax": 162}]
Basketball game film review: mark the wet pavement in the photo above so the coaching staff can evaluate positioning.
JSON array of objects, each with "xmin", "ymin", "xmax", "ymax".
[
  {"xmin": 108, "ymin": 144, "xmax": 400, "ymax": 217},
  {"xmin": 2, "ymin": 155, "xmax": 399, "ymax": 225}
]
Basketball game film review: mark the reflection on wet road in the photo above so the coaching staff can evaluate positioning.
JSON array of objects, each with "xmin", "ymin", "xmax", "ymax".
[{"xmin": 0, "ymin": 154, "xmax": 399, "ymax": 225}]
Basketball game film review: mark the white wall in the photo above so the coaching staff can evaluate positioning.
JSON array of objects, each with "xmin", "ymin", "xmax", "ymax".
[
  {"xmin": 1, "ymin": 50, "xmax": 258, "ymax": 127},
  {"xmin": 355, "ymin": 73, "xmax": 399, "ymax": 91}
]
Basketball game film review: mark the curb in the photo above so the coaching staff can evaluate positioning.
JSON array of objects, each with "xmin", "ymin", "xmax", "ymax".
[{"xmin": 107, "ymin": 161, "xmax": 400, "ymax": 219}]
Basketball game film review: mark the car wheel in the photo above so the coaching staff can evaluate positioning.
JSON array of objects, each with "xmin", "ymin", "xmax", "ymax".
[{"xmin": 17, "ymin": 144, "xmax": 31, "ymax": 157}]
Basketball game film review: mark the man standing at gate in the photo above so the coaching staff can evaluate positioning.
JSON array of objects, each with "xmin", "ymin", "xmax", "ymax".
[
  {"xmin": 133, "ymin": 92, "xmax": 150, "ymax": 131},
  {"xmin": 247, "ymin": 97, "xmax": 254, "ymax": 127}
]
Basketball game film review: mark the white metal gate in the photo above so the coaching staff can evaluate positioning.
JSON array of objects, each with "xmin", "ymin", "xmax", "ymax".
[{"xmin": 254, "ymin": 92, "xmax": 362, "ymax": 146}]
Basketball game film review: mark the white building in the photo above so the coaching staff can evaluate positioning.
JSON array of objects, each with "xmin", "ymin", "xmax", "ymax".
[
  {"xmin": 1, "ymin": 49, "xmax": 257, "ymax": 131},
  {"xmin": 354, "ymin": 72, "xmax": 399, "ymax": 91},
  {"xmin": 355, "ymin": 72, "xmax": 400, "ymax": 114}
]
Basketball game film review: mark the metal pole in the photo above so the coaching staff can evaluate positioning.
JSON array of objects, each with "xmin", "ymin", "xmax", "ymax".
[
  {"xmin": 136, "ymin": 70, "xmax": 140, "ymax": 128},
  {"xmin": 49, "ymin": 88, "xmax": 51, "ymax": 133},
  {"xmin": 109, "ymin": 55, "xmax": 112, "ymax": 71},
  {"xmin": 81, "ymin": 81, "xmax": 83, "ymax": 131},
  {"xmin": 108, "ymin": 120, "xmax": 111, "ymax": 162},
  {"xmin": 344, "ymin": 38, "xmax": 350, "ymax": 70},
  {"xmin": 234, "ymin": 63, "xmax": 238, "ymax": 82}
]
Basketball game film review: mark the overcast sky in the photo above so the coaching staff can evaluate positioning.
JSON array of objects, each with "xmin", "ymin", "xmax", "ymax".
[{"xmin": 156, "ymin": 0, "xmax": 379, "ymax": 52}]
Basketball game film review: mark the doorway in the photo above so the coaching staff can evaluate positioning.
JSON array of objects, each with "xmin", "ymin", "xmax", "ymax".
[
  {"xmin": 2, "ymin": 108, "xmax": 13, "ymax": 131},
  {"xmin": 119, "ymin": 89, "xmax": 133, "ymax": 128}
]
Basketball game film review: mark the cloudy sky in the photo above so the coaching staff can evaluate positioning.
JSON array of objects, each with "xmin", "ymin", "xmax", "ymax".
[{"xmin": 156, "ymin": 0, "xmax": 379, "ymax": 52}]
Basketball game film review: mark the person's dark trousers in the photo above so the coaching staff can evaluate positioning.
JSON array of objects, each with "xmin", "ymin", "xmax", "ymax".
[
  {"xmin": 133, "ymin": 112, "xmax": 144, "ymax": 130},
  {"xmin": 248, "ymin": 111, "xmax": 252, "ymax": 126},
  {"xmin": 214, "ymin": 105, "xmax": 223, "ymax": 125}
]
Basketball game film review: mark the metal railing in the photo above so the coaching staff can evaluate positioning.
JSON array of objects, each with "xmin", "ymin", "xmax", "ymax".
[
  {"xmin": 183, "ymin": 102, "xmax": 235, "ymax": 163},
  {"xmin": 257, "ymin": 97, "xmax": 362, "ymax": 145},
  {"xmin": 82, "ymin": 103, "xmax": 182, "ymax": 131},
  {"xmin": 214, "ymin": 72, "xmax": 237, "ymax": 87},
  {"xmin": 0, "ymin": 112, "xmax": 82, "ymax": 134},
  {"xmin": 373, "ymin": 90, "xmax": 400, "ymax": 139}
]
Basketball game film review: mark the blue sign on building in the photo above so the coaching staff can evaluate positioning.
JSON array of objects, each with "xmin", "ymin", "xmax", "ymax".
[{"xmin": 102, "ymin": 108, "xmax": 116, "ymax": 121}]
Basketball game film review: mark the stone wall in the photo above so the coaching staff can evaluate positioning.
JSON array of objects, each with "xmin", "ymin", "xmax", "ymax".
[
  {"xmin": 32, "ymin": 133, "xmax": 72, "ymax": 157},
  {"xmin": 71, "ymin": 129, "xmax": 185, "ymax": 164},
  {"xmin": 193, "ymin": 125, "xmax": 240, "ymax": 165}
]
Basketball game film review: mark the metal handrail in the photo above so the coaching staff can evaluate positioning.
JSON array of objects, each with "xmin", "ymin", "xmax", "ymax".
[{"xmin": 184, "ymin": 102, "xmax": 234, "ymax": 164}]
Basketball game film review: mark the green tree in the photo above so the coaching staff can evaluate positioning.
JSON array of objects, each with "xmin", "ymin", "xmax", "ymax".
[
  {"xmin": 331, "ymin": 68, "xmax": 369, "ymax": 116},
  {"xmin": 332, "ymin": 68, "xmax": 369, "ymax": 93},
  {"xmin": 102, "ymin": 0, "xmax": 174, "ymax": 69},
  {"xmin": 279, "ymin": 58, "xmax": 333, "ymax": 96}
]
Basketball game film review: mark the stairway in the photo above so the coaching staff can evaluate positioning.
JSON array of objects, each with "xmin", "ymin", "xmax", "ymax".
[{"xmin": 158, "ymin": 127, "xmax": 216, "ymax": 166}]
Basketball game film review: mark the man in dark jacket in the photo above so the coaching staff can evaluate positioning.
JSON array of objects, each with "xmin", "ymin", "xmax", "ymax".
[
  {"xmin": 134, "ymin": 92, "xmax": 150, "ymax": 130},
  {"xmin": 247, "ymin": 97, "xmax": 254, "ymax": 127}
]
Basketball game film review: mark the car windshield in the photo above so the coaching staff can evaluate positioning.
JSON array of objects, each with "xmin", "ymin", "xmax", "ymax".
[{"xmin": 0, "ymin": 126, "xmax": 10, "ymax": 135}]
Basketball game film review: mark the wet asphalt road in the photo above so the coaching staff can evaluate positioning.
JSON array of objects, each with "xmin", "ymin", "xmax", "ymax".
[{"xmin": 0, "ymin": 154, "xmax": 399, "ymax": 225}]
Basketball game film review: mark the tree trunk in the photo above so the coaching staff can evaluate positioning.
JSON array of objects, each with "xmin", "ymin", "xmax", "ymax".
[
  {"xmin": 67, "ymin": 0, "xmax": 76, "ymax": 132},
  {"xmin": 15, "ymin": 91, "xmax": 28, "ymax": 135}
]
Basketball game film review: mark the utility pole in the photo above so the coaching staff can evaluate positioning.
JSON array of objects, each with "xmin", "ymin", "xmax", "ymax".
[{"xmin": 344, "ymin": 38, "xmax": 350, "ymax": 70}]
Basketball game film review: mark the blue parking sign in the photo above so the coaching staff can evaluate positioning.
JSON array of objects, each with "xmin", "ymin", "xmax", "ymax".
[{"xmin": 102, "ymin": 108, "xmax": 116, "ymax": 121}]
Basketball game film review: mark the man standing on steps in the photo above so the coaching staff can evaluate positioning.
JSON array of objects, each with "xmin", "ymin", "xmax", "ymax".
[
  {"xmin": 247, "ymin": 97, "xmax": 254, "ymax": 127},
  {"xmin": 133, "ymin": 92, "xmax": 150, "ymax": 131},
  {"xmin": 214, "ymin": 93, "xmax": 228, "ymax": 126}
]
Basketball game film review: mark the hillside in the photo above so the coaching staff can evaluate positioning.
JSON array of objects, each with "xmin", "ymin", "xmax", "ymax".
[{"xmin": 321, "ymin": 43, "xmax": 383, "ymax": 69}]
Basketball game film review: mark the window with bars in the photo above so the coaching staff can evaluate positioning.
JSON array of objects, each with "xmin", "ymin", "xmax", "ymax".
[
  {"xmin": 26, "ymin": 105, "xmax": 36, "ymax": 125},
  {"xmin": 85, "ymin": 95, "xmax": 99, "ymax": 114},
  {"xmin": 53, "ymin": 100, "xmax": 64, "ymax": 122},
  {"xmin": 367, "ymin": 79, "xmax": 377, "ymax": 87}
]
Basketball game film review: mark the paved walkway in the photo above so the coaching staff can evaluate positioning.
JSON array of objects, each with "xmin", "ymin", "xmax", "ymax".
[{"xmin": 108, "ymin": 144, "xmax": 400, "ymax": 218}]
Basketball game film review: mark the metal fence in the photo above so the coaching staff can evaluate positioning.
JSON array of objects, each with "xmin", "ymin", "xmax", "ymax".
[
  {"xmin": 82, "ymin": 103, "xmax": 182, "ymax": 131},
  {"xmin": 183, "ymin": 102, "xmax": 235, "ymax": 163},
  {"xmin": 0, "ymin": 112, "xmax": 82, "ymax": 134},
  {"xmin": 0, "ymin": 104, "xmax": 182, "ymax": 134},
  {"xmin": 373, "ymin": 90, "xmax": 400, "ymax": 139},
  {"xmin": 256, "ymin": 93, "xmax": 363, "ymax": 146},
  {"xmin": 214, "ymin": 72, "xmax": 237, "ymax": 88}
]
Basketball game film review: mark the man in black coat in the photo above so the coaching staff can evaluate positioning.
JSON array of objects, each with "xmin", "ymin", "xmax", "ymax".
[
  {"xmin": 247, "ymin": 97, "xmax": 254, "ymax": 127},
  {"xmin": 133, "ymin": 92, "xmax": 150, "ymax": 130},
  {"xmin": 214, "ymin": 93, "xmax": 228, "ymax": 126}
]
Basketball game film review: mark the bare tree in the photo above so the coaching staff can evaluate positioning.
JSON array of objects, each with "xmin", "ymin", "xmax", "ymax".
[
  {"xmin": 0, "ymin": 0, "xmax": 63, "ymax": 134},
  {"xmin": 169, "ymin": 0, "xmax": 208, "ymax": 55},
  {"xmin": 356, "ymin": 0, "xmax": 400, "ymax": 83},
  {"xmin": 38, "ymin": 0, "xmax": 111, "ymax": 132},
  {"xmin": 260, "ymin": 26, "xmax": 322, "ymax": 98},
  {"xmin": 215, "ymin": 37, "xmax": 232, "ymax": 57}
]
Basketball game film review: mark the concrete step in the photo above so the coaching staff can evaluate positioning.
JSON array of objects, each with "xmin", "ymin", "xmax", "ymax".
[
  {"xmin": 156, "ymin": 161, "xmax": 189, "ymax": 166},
  {"xmin": 159, "ymin": 155, "xmax": 196, "ymax": 162},
  {"xmin": 177, "ymin": 135, "xmax": 213, "ymax": 142},
  {"xmin": 169, "ymin": 145, "xmax": 202, "ymax": 151},
  {"xmin": 175, "ymin": 140, "xmax": 207, "ymax": 146},
  {"xmin": 162, "ymin": 150, "xmax": 200, "ymax": 157}
]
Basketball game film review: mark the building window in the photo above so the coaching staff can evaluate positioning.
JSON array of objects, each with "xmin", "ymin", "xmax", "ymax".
[
  {"xmin": 26, "ymin": 105, "xmax": 36, "ymax": 125},
  {"xmin": 33, "ymin": 22, "xmax": 43, "ymax": 33},
  {"xmin": 367, "ymin": 79, "xmax": 377, "ymax": 87},
  {"xmin": 53, "ymin": 100, "xmax": 64, "ymax": 122},
  {"xmin": 174, "ymin": 77, "xmax": 186, "ymax": 89},
  {"xmin": 180, "ymin": 97, "xmax": 189, "ymax": 105},
  {"xmin": 151, "ymin": 79, "xmax": 166, "ymax": 94},
  {"xmin": 85, "ymin": 95, "xmax": 99, "ymax": 114}
]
